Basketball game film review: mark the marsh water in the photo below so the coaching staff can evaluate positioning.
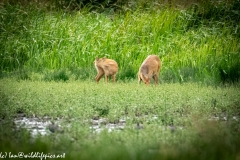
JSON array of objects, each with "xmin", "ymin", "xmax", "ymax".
[
  {"xmin": 13, "ymin": 113, "xmax": 238, "ymax": 138},
  {"xmin": 14, "ymin": 114, "xmax": 53, "ymax": 137},
  {"xmin": 13, "ymin": 113, "xmax": 126, "ymax": 137}
]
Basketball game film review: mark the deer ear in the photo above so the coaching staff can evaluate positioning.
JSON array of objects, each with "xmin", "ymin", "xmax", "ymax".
[{"xmin": 96, "ymin": 57, "xmax": 99, "ymax": 60}]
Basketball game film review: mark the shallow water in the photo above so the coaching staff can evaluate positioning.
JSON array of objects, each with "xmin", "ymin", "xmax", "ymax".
[
  {"xmin": 14, "ymin": 115, "xmax": 52, "ymax": 137},
  {"xmin": 89, "ymin": 118, "xmax": 126, "ymax": 133},
  {"xmin": 14, "ymin": 114, "xmax": 127, "ymax": 137},
  {"xmin": 14, "ymin": 113, "xmax": 237, "ymax": 137}
]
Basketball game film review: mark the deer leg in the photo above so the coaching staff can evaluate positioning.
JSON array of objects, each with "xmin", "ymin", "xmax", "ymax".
[
  {"xmin": 95, "ymin": 72, "xmax": 104, "ymax": 83},
  {"xmin": 105, "ymin": 75, "xmax": 108, "ymax": 83},
  {"xmin": 153, "ymin": 75, "xmax": 158, "ymax": 86},
  {"xmin": 138, "ymin": 73, "xmax": 142, "ymax": 84},
  {"xmin": 112, "ymin": 74, "xmax": 116, "ymax": 83}
]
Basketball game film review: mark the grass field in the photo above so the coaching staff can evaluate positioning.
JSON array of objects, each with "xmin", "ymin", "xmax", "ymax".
[{"xmin": 0, "ymin": 78, "xmax": 240, "ymax": 159}]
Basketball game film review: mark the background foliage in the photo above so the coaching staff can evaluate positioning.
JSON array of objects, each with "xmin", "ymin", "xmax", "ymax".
[{"xmin": 0, "ymin": 0, "xmax": 240, "ymax": 83}]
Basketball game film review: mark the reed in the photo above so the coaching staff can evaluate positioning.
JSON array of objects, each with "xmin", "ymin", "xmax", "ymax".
[{"xmin": 0, "ymin": 0, "xmax": 239, "ymax": 83}]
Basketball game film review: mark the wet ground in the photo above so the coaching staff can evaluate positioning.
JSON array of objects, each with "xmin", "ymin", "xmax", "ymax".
[
  {"xmin": 89, "ymin": 118, "xmax": 126, "ymax": 133},
  {"xmin": 13, "ymin": 113, "xmax": 127, "ymax": 137},
  {"xmin": 13, "ymin": 113, "xmax": 238, "ymax": 138},
  {"xmin": 14, "ymin": 114, "xmax": 53, "ymax": 137}
]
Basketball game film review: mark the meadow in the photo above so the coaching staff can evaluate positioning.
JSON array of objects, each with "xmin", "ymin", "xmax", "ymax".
[
  {"xmin": 0, "ymin": 0, "xmax": 240, "ymax": 159},
  {"xmin": 0, "ymin": 79, "xmax": 240, "ymax": 159}
]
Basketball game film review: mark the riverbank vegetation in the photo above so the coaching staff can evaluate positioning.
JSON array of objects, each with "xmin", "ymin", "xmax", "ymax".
[{"xmin": 1, "ymin": 0, "xmax": 239, "ymax": 84}]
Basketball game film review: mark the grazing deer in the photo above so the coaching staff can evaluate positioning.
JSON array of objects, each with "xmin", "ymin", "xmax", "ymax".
[
  {"xmin": 138, "ymin": 55, "xmax": 161, "ymax": 86},
  {"xmin": 94, "ymin": 57, "xmax": 118, "ymax": 83}
]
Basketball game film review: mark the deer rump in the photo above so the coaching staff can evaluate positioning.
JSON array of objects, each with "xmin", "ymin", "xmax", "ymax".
[
  {"xmin": 138, "ymin": 55, "xmax": 161, "ymax": 85},
  {"xmin": 94, "ymin": 57, "xmax": 118, "ymax": 83}
]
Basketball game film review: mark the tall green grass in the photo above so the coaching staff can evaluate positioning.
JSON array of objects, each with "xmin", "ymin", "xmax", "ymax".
[{"xmin": 0, "ymin": 1, "xmax": 239, "ymax": 83}]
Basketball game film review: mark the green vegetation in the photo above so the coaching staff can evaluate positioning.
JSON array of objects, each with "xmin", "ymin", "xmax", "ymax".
[
  {"xmin": 0, "ymin": 79, "xmax": 240, "ymax": 159},
  {"xmin": 0, "ymin": 0, "xmax": 240, "ymax": 159},
  {"xmin": 1, "ymin": 0, "xmax": 239, "ymax": 83}
]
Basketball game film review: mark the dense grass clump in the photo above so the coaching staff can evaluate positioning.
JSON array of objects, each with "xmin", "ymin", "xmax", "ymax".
[{"xmin": 0, "ymin": 0, "xmax": 239, "ymax": 83}]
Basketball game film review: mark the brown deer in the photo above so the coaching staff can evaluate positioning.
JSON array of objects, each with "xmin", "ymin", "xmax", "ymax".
[
  {"xmin": 138, "ymin": 55, "xmax": 161, "ymax": 86},
  {"xmin": 94, "ymin": 57, "xmax": 118, "ymax": 83}
]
